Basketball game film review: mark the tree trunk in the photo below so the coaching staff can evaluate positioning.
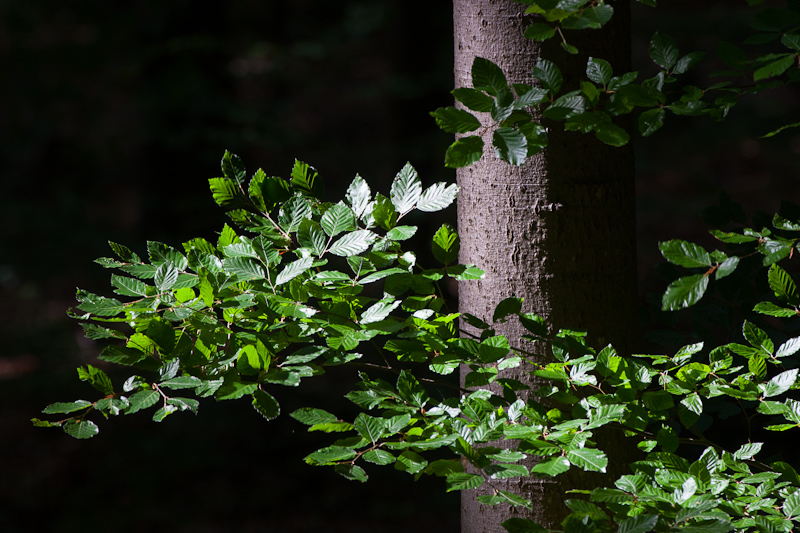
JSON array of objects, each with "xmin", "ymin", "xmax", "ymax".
[{"xmin": 453, "ymin": 1, "xmax": 637, "ymax": 531}]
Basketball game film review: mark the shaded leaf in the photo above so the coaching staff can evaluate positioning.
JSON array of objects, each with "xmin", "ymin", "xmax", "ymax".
[
  {"xmin": 493, "ymin": 127, "xmax": 528, "ymax": 165},
  {"xmin": 662, "ymin": 274, "xmax": 709, "ymax": 311},
  {"xmin": 432, "ymin": 224, "xmax": 459, "ymax": 265},
  {"xmin": 650, "ymin": 32, "xmax": 679, "ymax": 70},
  {"xmin": 63, "ymin": 419, "xmax": 99, "ymax": 439},
  {"xmin": 252, "ymin": 389, "xmax": 280, "ymax": 420},
  {"xmin": 431, "ymin": 107, "xmax": 481, "ymax": 133},
  {"xmin": 472, "ymin": 57, "xmax": 507, "ymax": 96},
  {"xmin": 445, "ymin": 136, "xmax": 484, "ymax": 168}
]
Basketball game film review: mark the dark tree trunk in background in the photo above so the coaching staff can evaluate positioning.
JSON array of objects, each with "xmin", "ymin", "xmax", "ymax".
[{"xmin": 454, "ymin": 1, "xmax": 637, "ymax": 531}]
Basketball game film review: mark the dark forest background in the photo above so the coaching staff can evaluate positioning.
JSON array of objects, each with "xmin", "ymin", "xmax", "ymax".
[{"xmin": 1, "ymin": 1, "xmax": 798, "ymax": 531}]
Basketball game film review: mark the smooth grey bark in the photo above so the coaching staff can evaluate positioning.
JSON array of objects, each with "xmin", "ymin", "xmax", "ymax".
[{"xmin": 454, "ymin": 1, "xmax": 637, "ymax": 531}]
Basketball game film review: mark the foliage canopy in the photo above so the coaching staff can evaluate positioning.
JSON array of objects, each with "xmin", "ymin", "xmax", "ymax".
[{"xmin": 35, "ymin": 1, "xmax": 800, "ymax": 532}]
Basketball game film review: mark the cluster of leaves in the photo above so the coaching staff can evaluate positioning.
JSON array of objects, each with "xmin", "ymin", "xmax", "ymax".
[
  {"xmin": 435, "ymin": 1, "xmax": 800, "ymax": 168},
  {"xmin": 512, "ymin": 0, "xmax": 655, "ymax": 55},
  {"xmin": 659, "ymin": 200, "xmax": 800, "ymax": 313},
  {"xmin": 289, "ymin": 269, "xmax": 800, "ymax": 532},
  {"xmin": 35, "ymin": 153, "xmax": 800, "ymax": 533},
  {"xmin": 32, "ymin": 151, "xmax": 466, "ymax": 438}
]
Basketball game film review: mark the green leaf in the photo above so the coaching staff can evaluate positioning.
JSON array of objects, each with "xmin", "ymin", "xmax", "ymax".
[
  {"xmin": 581, "ymin": 5, "xmax": 614, "ymax": 28},
  {"xmin": 777, "ymin": 337, "xmax": 800, "ymax": 357},
  {"xmin": 650, "ymin": 31, "xmax": 679, "ymax": 70},
  {"xmin": 305, "ymin": 446, "xmax": 357, "ymax": 465},
  {"xmin": 743, "ymin": 320, "xmax": 774, "ymax": 355},
  {"xmin": 291, "ymin": 407, "xmax": 338, "ymax": 426},
  {"xmin": 258, "ymin": 175, "xmax": 292, "ymax": 207},
  {"xmin": 452, "ymin": 87, "xmax": 494, "ymax": 112},
  {"xmin": 586, "ymin": 57, "xmax": 613, "ymax": 86},
  {"xmin": 345, "ymin": 175, "xmax": 372, "ymax": 219},
  {"xmin": 77, "ymin": 365, "xmax": 114, "ymax": 395},
  {"xmin": 275, "ymin": 257, "xmax": 313, "ymax": 286},
  {"xmin": 208, "ymin": 177, "xmax": 241, "ymax": 208},
  {"xmin": 357, "ymin": 267, "xmax": 406, "ymax": 285},
  {"xmin": 252, "ymin": 389, "xmax": 280, "ymax": 420},
  {"xmin": 591, "ymin": 487, "xmax": 635, "ymax": 503},
  {"xmin": 768, "ymin": 264, "xmax": 800, "ymax": 305},
  {"xmin": 445, "ymin": 472, "xmax": 484, "ymax": 492},
  {"xmin": 390, "ymin": 163, "xmax": 423, "ymax": 214},
  {"xmin": 320, "ymin": 203, "xmax": 354, "ymax": 237},
  {"xmin": 223, "ymin": 257, "xmax": 265, "ymax": 280},
  {"xmin": 386, "ymin": 225, "xmax": 417, "ymax": 241},
  {"xmin": 126, "ymin": 389, "xmax": 160, "ymax": 414},
  {"xmin": 395, "ymin": 450, "xmax": 428, "ymax": 474},
  {"xmin": 784, "ymin": 491, "xmax": 800, "ymax": 518},
  {"xmin": 111, "ymin": 274, "xmax": 149, "ymax": 297},
  {"xmin": 215, "ymin": 379, "xmax": 258, "ymax": 401},
  {"xmin": 754, "ymin": 302, "xmax": 797, "ymax": 317},
  {"xmin": 417, "ymin": 182, "xmax": 459, "ymax": 212},
  {"xmin": 75, "ymin": 290, "xmax": 126, "ymax": 317},
  {"xmin": 532, "ymin": 59, "xmax": 562, "ymax": 94},
  {"xmin": 566, "ymin": 449, "xmax": 608, "ymax": 472},
  {"xmin": 493, "ymin": 297, "xmax": 523, "ymax": 323},
  {"xmin": 80, "ymin": 323, "xmax": 126, "ymax": 340},
  {"xmin": 43, "ymin": 400, "xmax": 92, "ymax": 415},
  {"xmin": 525, "ymin": 23, "xmax": 556, "ymax": 41},
  {"xmin": 445, "ymin": 136, "xmax": 484, "ymax": 168},
  {"xmin": 754, "ymin": 54, "xmax": 795, "ymax": 81},
  {"xmin": 432, "ymin": 224, "xmax": 459, "ymax": 265},
  {"xmin": 279, "ymin": 195, "xmax": 312, "ymax": 233},
  {"xmin": 530, "ymin": 457, "xmax": 571, "ymax": 476},
  {"xmin": 328, "ymin": 230, "xmax": 377, "ymax": 257},
  {"xmin": 221, "ymin": 150, "xmax": 246, "ymax": 184},
  {"xmin": 147, "ymin": 319, "xmax": 175, "ymax": 355},
  {"xmin": 159, "ymin": 376, "xmax": 202, "ymax": 390},
  {"xmin": 109, "ymin": 241, "xmax": 141, "ymax": 263},
  {"xmin": 447, "ymin": 265, "xmax": 485, "ymax": 280},
  {"xmin": 361, "ymin": 298, "xmax": 401, "ymax": 324},
  {"xmin": 154, "ymin": 264, "xmax": 179, "ymax": 292},
  {"xmin": 618, "ymin": 515, "xmax": 658, "ymax": 533},
  {"xmin": 486, "ymin": 463, "xmax": 529, "ymax": 479},
  {"xmin": 639, "ymin": 108, "xmax": 665, "ymax": 136},
  {"xmin": 431, "ymin": 106, "xmax": 481, "ymax": 133},
  {"xmin": 733, "ymin": 442, "xmax": 763, "ymax": 460},
  {"xmin": 397, "ymin": 370, "xmax": 429, "ymax": 408},
  {"xmin": 642, "ymin": 390, "xmax": 674, "ymax": 411},
  {"xmin": 372, "ymin": 193, "xmax": 398, "ymax": 230},
  {"xmin": 659, "ymin": 240, "xmax": 712, "ymax": 268},
  {"xmin": 493, "ymin": 127, "xmax": 528, "ymax": 165},
  {"xmin": 297, "ymin": 219, "xmax": 327, "ymax": 256},
  {"xmin": 477, "ymin": 490, "xmax": 532, "ymax": 509},
  {"xmin": 99, "ymin": 345, "xmax": 148, "ymax": 366},
  {"xmin": 715, "ymin": 256, "xmax": 739, "ymax": 280},
  {"xmin": 290, "ymin": 159, "xmax": 323, "ymax": 199},
  {"xmin": 761, "ymin": 121, "xmax": 800, "ymax": 139},
  {"xmin": 750, "ymin": 354, "xmax": 767, "ymax": 379},
  {"xmin": 594, "ymin": 120, "xmax": 630, "ymax": 147},
  {"xmin": 335, "ymin": 464, "xmax": 368, "ymax": 483},
  {"xmin": 662, "ymin": 274, "xmax": 709, "ymax": 311},
  {"xmin": 63, "ymin": 419, "xmax": 99, "ymax": 439},
  {"xmin": 362, "ymin": 449, "xmax": 395, "ymax": 465},
  {"xmin": 472, "ymin": 57, "xmax": 507, "ymax": 96},
  {"xmin": 761, "ymin": 369, "xmax": 798, "ymax": 398},
  {"xmin": 544, "ymin": 93, "xmax": 585, "ymax": 121}
]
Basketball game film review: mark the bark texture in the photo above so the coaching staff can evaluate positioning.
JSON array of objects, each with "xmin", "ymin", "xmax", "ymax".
[{"xmin": 454, "ymin": 1, "xmax": 637, "ymax": 531}]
